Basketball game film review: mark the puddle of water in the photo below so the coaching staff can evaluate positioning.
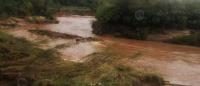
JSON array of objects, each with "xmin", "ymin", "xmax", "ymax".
[{"xmin": 42, "ymin": 16, "xmax": 96, "ymax": 38}]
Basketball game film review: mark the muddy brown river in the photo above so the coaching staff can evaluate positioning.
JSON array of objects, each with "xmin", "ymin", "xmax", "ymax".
[
  {"xmin": 43, "ymin": 16, "xmax": 95, "ymax": 38},
  {"xmin": 6, "ymin": 15, "xmax": 200, "ymax": 86},
  {"xmin": 43, "ymin": 16, "xmax": 200, "ymax": 86}
]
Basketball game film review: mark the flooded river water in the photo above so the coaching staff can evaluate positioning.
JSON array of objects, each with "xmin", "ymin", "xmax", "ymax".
[
  {"xmin": 101, "ymin": 37, "xmax": 200, "ymax": 86},
  {"xmin": 6, "ymin": 15, "xmax": 200, "ymax": 86},
  {"xmin": 41, "ymin": 16, "xmax": 100, "ymax": 62},
  {"xmin": 43, "ymin": 16, "xmax": 200, "ymax": 86},
  {"xmin": 42, "ymin": 16, "xmax": 95, "ymax": 38}
]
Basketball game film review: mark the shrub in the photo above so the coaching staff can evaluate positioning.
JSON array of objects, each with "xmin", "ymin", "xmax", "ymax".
[
  {"xmin": 0, "ymin": 0, "xmax": 56, "ymax": 19},
  {"xmin": 93, "ymin": 0, "xmax": 200, "ymax": 39},
  {"xmin": 0, "ymin": 31, "xmax": 34, "ymax": 60}
]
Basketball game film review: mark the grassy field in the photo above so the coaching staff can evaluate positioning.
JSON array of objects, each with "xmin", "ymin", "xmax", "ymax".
[{"xmin": 0, "ymin": 30, "xmax": 164, "ymax": 86}]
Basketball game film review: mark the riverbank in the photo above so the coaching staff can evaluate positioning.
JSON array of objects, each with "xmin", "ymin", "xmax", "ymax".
[
  {"xmin": 1, "ymin": 15, "xmax": 200, "ymax": 86},
  {"xmin": 0, "ymin": 30, "xmax": 164, "ymax": 86}
]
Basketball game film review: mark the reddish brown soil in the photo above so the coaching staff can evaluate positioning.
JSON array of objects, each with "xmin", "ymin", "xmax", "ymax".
[
  {"xmin": 3, "ymin": 16, "xmax": 200, "ymax": 86},
  {"xmin": 101, "ymin": 36, "xmax": 200, "ymax": 86}
]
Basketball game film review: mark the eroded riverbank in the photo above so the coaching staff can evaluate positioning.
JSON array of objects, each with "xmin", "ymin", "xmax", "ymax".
[
  {"xmin": 101, "ymin": 36, "xmax": 200, "ymax": 86},
  {"xmin": 2, "ymin": 15, "xmax": 200, "ymax": 86},
  {"xmin": 4, "ymin": 16, "xmax": 101, "ymax": 62}
]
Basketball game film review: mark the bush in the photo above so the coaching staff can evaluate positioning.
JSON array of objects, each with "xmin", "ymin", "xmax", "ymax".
[
  {"xmin": 92, "ymin": 21, "xmax": 149, "ymax": 39},
  {"xmin": 27, "ymin": 16, "xmax": 46, "ymax": 23},
  {"xmin": 0, "ymin": 0, "xmax": 56, "ymax": 19},
  {"xmin": 0, "ymin": 0, "xmax": 99, "ymax": 19},
  {"xmin": 93, "ymin": 0, "xmax": 200, "ymax": 39},
  {"xmin": 0, "ymin": 31, "xmax": 33, "ymax": 60},
  {"xmin": 0, "ymin": 31, "xmax": 55, "ymax": 60}
]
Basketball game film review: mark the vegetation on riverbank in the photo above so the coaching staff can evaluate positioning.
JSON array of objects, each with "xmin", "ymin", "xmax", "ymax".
[
  {"xmin": 0, "ymin": 31, "xmax": 164, "ymax": 86},
  {"xmin": 29, "ymin": 29, "xmax": 81, "ymax": 39},
  {"xmin": 27, "ymin": 16, "xmax": 58, "ymax": 24},
  {"xmin": 168, "ymin": 32, "xmax": 200, "ymax": 47},
  {"xmin": 57, "ymin": 6, "xmax": 94, "ymax": 16},
  {"xmin": 0, "ymin": 0, "xmax": 98, "ymax": 19},
  {"xmin": 0, "ymin": 0, "xmax": 56, "ymax": 19},
  {"xmin": 93, "ymin": 0, "xmax": 200, "ymax": 40}
]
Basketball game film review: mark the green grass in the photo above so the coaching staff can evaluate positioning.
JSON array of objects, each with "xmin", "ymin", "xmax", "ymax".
[
  {"xmin": 0, "ymin": 31, "xmax": 34, "ymax": 60},
  {"xmin": 0, "ymin": 31, "xmax": 164, "ymax": 86},
  {"xmin": 27, "ymin": 16, "xmax": 58, "ymax": 24}
]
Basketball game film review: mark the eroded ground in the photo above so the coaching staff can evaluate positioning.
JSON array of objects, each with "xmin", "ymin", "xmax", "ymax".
[
  {"xmin": 101, "ymin": 36, "xmax": 200, "ymax": 86},
  {"xmin": 3, "ymin": 15, "xmax": 200, "ymax": 86},
  {"xmin": 4, "ymin": 16, "xmax": 101, "ymax": 62}
]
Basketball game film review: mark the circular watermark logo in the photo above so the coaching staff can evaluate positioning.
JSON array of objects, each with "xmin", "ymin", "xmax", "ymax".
[
  {"xmin": 17, "ymin": 77, "xmax": 28, "ymax": 86},
  {"xmin": 135, "ymin": 10, "xmax": 145, "ymax": 21},
  {"xmin": 16, "ymin": 73, "xmax": 28, "ymax": 86}
]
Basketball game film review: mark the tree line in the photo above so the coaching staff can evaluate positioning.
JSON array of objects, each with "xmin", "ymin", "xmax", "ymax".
[
  {"xmin": 0, "ymin": 0, "xmax": 98, "ymax": 19},
  {"xmin": 93, "ymin": 0, "xmax": 200, "ymax": 39}
]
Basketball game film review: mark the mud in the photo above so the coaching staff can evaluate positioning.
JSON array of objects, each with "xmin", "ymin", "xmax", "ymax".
[
  {"xmin": 4, "ymin": 15, "xmax": 200, "ymax": 86},
  {"xmin": 102, "ymin": 36, "xmax": 200, "ymax": 86}
]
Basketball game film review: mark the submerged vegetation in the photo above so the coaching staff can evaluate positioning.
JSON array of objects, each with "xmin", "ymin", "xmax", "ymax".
[{"xmin": 0, "ymin": 31, "xmax": 164, "ymax": 86}]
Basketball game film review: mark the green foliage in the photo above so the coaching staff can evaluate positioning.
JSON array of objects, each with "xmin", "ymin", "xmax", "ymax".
[
  {"xmin": 0, "ymin": 0, "xmax": 56, "ymax": 19},
  {"xmin": 0, "ymin": 31, "xmax": 34, "ymax": 60},
  {"xmin": 59, "ymin": 6, "xmax": 93, "ymax": 15},
  {"xmin": 0, "ymin": 31, "xmax": 55, "ymax": 60},
  {"xmin": 27, "ymin": 16, "xmax": 46, "ymax": 23},
  {"xmin": 94, "ymin": 0, "xmax": 200, "ymax": 39},
  {"xmin": 54, "ymin": 0, "xmax": 98, "ymax": 10},
  {"xmin": 0, "ymin": 0, "xmax": 98, "ymax": 19}
]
